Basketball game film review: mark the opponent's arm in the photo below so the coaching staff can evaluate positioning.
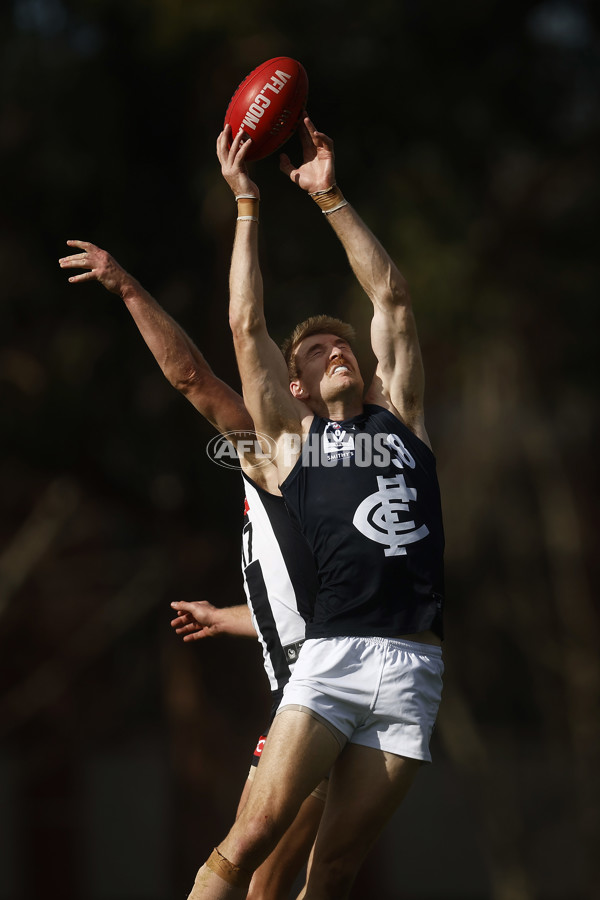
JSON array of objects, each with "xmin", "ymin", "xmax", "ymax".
[
  {"xmin": 216, "ymin": 128, "xmax": 303, "ymax": 447},
  {"xmin": 280, "ymin": 118, "xmax": 428, "ymax": 445},
  {"xmin": 58, "ymin": 240, "xmax": 253, "ymax": 436},
  {"xmin": 170, "ymin": 600, "xmax": 257, "ymax": 641}
]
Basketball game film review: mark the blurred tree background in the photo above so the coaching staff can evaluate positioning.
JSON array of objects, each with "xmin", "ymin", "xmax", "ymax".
[{"xmin": 1, "ymin": 0, "xmax": 599, "ymax": 898}]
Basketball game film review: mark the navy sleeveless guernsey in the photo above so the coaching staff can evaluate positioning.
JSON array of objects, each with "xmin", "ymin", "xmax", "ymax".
[{"xmin": 280, "ymin": 405, "xmax": 445, "ymax": 640}]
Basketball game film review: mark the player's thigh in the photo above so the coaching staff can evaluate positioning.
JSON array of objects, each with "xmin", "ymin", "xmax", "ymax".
[
  {"xmin": 221, "ymin": 713, "xmax": 337, "ymax": 869},
  {"xmin": 310, "ymin": 744, "xmax": 420, "ymax": 871},
  {"xmin": 234, "ymin": 708, "xmax": 340, "ymax": 834}
]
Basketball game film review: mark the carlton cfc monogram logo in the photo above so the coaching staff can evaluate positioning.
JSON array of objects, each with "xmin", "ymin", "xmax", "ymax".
[{"xmin": 353, "ymin": 473, "xmax": 429, "ymax": 556}]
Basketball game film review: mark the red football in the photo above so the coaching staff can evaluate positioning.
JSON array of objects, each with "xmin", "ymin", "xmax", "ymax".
[{"xmin": 224, "ymin": 57, "xmax": 308, "ymax": 161}]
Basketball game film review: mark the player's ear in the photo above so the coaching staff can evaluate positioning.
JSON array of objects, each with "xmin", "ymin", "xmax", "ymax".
[{"xmin": 290, "ymin": 379, "xmax": 306, "ymax": 399}]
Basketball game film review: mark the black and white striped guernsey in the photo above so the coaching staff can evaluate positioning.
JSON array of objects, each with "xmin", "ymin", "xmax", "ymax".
[{"xmin": 241, "ymin": 470, "xmax": 317, "ymax": 695}]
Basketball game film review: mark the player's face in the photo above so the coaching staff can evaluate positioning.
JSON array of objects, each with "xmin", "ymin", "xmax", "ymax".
[{"xmin": 292, "ymin": 333, "xmax": 363, "ymax": 402}]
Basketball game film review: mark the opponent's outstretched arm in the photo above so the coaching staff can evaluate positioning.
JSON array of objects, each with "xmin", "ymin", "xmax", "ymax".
[
  {"xmin": 280, "ymin": 118, "xmax": 428, "ymax": 445},
  {"xmin": 58, "ymin": 240, "xmax": 253, "ymax": 437},
  {"xmin": 171, "ymin": 600, "xmax": 257, "ymax": 641},
  {"xmin": 216, "ymin": 128, "xmax": 303, "ymax": 447}
]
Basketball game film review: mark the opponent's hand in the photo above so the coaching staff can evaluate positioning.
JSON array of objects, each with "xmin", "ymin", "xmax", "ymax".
[
  {"xmin": 170, "ymin": 600, "xmax": 221, "ymax": 641},
  {"xmin": 59, "ymin": 240, "xmax": 132, "ymax": 296},
  {"xmin": 216, "ymin": 125, "xmax": 260, "ymax": 199},
  {"xmin": 279, "ymin": 116, "xmax": 335, "ymax": 194}
]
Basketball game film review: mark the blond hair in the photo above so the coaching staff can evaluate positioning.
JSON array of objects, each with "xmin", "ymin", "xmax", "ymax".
[{"xmin": 281, "ymin": 315, "xmax": 356, "ymax": 380}]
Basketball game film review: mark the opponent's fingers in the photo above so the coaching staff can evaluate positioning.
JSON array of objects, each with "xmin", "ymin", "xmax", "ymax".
[
  {"xmin": 183, "ymin": 629, "xmax": 211, "ymax": 642},
  {"xmin": 65, "ymin": 239, "xmax": 96, "ymax": 251},
  {"xmin": 65, "ymin": 271, "xmax": 96, "ymax": 284},
  {"xmin": 175, "ymin": 623, "xmax": 201, "ymax": 635},
  {"xmin": 58, "ymin": 253, "xmax": 90, "ymax": 267},
  {"xmin": 171, "ymin": 611, "xmax": 197, "ymax": 626},
  {"xmin": 171, "ymin": 604, "xmax": 210, "ymax": 627},
  {"xmin": 171, "ymin": 600, "xmax": 195, "ymax": 613},
  {"xmin": 304, "ymin": 117, "xmax": 333, "ymax": 150}
]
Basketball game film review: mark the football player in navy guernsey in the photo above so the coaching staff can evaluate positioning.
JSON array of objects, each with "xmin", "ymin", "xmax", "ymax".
[
  {"xmin": 190, "ymin": 118, "xmax": 446, "ymax": 899},
  {"xmin": 58, "ymin": 241, "xmax": 323, "ymax": 900}
]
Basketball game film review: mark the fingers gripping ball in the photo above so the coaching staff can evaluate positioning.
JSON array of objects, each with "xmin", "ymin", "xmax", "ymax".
[{"xmin": 224, "ymin": 57, "xmax": 308, "ymax": 161}]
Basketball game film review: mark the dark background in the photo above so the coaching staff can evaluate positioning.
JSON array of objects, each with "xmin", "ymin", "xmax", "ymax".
[{"xmin": 1, "ymin": 1, "xmax": 599, "ymax": 898}]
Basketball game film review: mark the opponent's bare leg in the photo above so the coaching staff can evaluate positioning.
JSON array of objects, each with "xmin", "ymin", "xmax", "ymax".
[
  {"xmin": 187, "ymin": 708, "xmax": 340, "ymax": 899},
  {"xmin": 234, "ymin": 768, "xmax": 326, "ymax": 900},
  {"xmin": 296, "ymin": 743, "xmax": 421, "ymax": 900},
  {"xmin": 247, "ymin": 788, "xmax": 325, "ymax": 900}
]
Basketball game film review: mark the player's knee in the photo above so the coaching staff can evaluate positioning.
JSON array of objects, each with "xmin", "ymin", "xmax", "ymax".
[{"xmin": 230, "ymin": 810, "xmax": 284, "ymax": 870}]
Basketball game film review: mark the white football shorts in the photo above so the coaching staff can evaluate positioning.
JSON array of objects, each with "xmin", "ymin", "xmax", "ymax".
[{"xmin": 277, "ymin": 635, "xmax": 444, "ymax": 762}]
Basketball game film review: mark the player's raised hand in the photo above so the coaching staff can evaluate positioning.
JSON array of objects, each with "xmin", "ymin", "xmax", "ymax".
[
  {"xmin": 59, "ymin": 240, "xmax": 131, "ymax": 295},
  {"xmin": 279, "ymin": 116, "xmax": 336, "ymax": 194},
  {"xmin": 217, "ymin": 125, "xmax": 260, "ymax": 199}
]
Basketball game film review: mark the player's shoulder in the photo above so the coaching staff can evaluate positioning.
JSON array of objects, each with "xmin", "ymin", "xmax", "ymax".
[
  {"xmin": 363, "ymin": 395, "xmax": 432, "ymax": 451},
  {"xmin": 365, "ymin": 380, "xmax": 427, "ymax": 429}
]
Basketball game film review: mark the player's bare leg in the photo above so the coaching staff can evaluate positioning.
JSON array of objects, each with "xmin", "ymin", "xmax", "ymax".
[
  {"xmin": 187, "ymin": 709, "xmax": 340, "ymax": 899},
  {"xmin": 233, "ymin": 766, "xmax": 326, "ymax": 900},
  {"xmin": 247, "ymin": 789, "xmax": 325, "ymax": 900},
  {"xmin": 296, "ymin": 744, "xmax": 421, "ymax": 900}
]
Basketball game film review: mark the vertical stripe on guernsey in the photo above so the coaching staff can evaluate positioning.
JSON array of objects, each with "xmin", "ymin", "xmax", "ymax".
[
  {"xmin": 244, "ymin": 560, "xmax": 290, "ymax": 691},
  {"xmin": 241, "ymin": 471, "xmax": 316, "ymax": 693}
]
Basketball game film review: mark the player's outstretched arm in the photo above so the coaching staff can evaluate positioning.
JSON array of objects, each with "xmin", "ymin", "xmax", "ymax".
[
  {"xmin": 171, "ymin": 600, "xmax": 257, "ymax": 641},
  {"xmin": 281, "ymin": 119, "xmax": 428, "ymax": 444},
  {"xmin": 58, "ymin": 240, "xmax": 253, "ymax": 436},
  {"xmin": 216, "ymin": 128, "xmax": 302, "ymax": 447}
]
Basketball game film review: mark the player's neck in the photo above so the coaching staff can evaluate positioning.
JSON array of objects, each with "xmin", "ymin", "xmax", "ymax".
[{"xmin": 320, "ymin": 396, "xmax": 364, "ymax": 423}]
